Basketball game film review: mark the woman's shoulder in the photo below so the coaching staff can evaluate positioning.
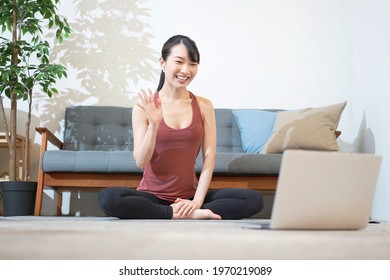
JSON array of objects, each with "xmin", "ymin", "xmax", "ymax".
[
  {"xmin": 192, "ymin": 94, "xmax": 215, "ymax": 122},
  {"xmin": 193, "ymin": 94, "xmax": 214, "ymax": 110}
]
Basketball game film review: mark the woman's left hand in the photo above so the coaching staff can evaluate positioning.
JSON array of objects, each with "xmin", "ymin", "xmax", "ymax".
[{"xmin": 173, "ymin": 198, "xmax": 200, "ymax": 218}]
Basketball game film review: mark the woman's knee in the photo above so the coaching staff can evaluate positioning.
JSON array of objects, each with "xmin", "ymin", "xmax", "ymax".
[
  {"xmin": 246, "ymin": 189, "xmax": 264, "ymax": 216},
  {"xmin": 204, "ymin": 188, "xmax": 264, "ymax": 219},
  {"xmin": 255, "ymin": 191, "xmax": 264, "ymax": 211},
  {"xmin": 98, "ymin": 187, "xmax": 120, "ymax": 214}
]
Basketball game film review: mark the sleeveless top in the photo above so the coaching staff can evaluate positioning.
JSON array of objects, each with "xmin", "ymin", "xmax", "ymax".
[{"xmin": 137, "ymin": 92, "xmax": 204, "ymax": 202}]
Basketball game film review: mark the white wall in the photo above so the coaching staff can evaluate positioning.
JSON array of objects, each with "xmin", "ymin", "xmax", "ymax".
[{"xmin": 1, "ymin": 0, "xmax": 389, "ymax": 220}]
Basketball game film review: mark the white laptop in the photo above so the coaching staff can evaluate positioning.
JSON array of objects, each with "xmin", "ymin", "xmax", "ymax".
[{"xmin": 261, "ymin": 150, "xmax": 382, "ymax": 230}]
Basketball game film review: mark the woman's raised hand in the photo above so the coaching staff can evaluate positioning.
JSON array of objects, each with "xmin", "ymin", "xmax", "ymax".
[{"xmin": 136, "ymin": 89, "xmax": 162, "ymax": 126}]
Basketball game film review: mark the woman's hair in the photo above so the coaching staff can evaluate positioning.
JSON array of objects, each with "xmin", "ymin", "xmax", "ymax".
[{"xmin": 157, "ymin": 35, "xmax": 200, "ymax": 91}]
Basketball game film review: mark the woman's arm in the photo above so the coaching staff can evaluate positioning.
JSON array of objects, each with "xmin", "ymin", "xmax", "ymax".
[
  {"xmin": 132, "ymin": 89, "xmax": 162, "ymax": 169},
  {"xmin": 173, "ymin": 96, "xmax": 216, "ymax": 217},
  {"xmin": 193, "ymin": 96, "xmax": 217, "ymax": 206}
]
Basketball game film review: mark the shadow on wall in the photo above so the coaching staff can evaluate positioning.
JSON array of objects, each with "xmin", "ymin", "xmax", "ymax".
[
  {"xmin": 35, "ymin": 0, "xmax": 158, "ymax": 132},
  {"xmin": 360, "ymin": 111, "xmax": 376, "ymax": 154},
  {"xmin": 32, "ymin": 0, "xmax": 158, "ymax": 216},
  {"xmin": 338, "ymin": 111, "xmax": 376, "ymax": 154}
]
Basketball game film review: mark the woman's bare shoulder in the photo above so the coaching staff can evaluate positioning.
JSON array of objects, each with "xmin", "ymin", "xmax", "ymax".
[{"xmin": 194, "ymin": 94, "xmax": 214, "ymax": 111}]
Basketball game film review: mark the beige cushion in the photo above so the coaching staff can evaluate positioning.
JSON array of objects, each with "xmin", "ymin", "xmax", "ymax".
[{"xmin": 261, "ymin": 101, "xmax": 347, "ymax": 154}]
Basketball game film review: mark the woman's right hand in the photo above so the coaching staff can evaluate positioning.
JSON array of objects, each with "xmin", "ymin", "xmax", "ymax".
[{"xmin": 136, "ymin": 88, "xmax": 162, "ymax": 126}]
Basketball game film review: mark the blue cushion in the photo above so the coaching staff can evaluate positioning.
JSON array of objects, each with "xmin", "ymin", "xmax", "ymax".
[{"xmin": 232, "ymin": 110, "xmax": 277, "ymax": 153}]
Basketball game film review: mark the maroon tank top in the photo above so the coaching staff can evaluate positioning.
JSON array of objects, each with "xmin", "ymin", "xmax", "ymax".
[{"xmin": 137, "ymin": 92, "xmax": 203, "ymax": 202}]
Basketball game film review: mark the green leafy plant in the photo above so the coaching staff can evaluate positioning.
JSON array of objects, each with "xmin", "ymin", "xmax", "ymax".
[{"xmin": 0, "ymin": 0, "xmax": 70, "ymax": 181}]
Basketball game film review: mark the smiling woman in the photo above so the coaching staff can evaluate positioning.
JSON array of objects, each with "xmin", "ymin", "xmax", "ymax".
[
  {"xmin": 97, "ymin": 35, "xmax": 264, "ymax": 220},
  {"xmin": 157, "ymin": 35, "xmax": 200, "ymax": 92}
]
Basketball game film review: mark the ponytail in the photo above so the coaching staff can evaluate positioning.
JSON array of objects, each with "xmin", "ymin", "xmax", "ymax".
[{"xmin": 156, "ymin": 70, "xmax": 165, "ymax": 92}]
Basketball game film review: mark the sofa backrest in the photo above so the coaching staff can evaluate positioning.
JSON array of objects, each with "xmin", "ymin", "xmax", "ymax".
[
  {"xmin": 215, "ymin": 109, "xmax": 244, "ymax": 153},
  {"xmin": 62, "ymin": 106, "xmax": 245, "ymax": 152},
  {"xmin": 63, "ymin": 106, "xmax": 133, "ymax": 151}
]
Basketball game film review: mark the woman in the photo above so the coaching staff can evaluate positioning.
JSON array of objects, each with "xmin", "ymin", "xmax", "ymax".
[{"xmin": 98, "ymin": 35, "xmax": 263, "ymax": 219}]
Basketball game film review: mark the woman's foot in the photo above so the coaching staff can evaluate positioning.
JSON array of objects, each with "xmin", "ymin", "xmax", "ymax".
[
  {"xmin": 171, "ymin": 204, "xmax": 221, "ymax": 220},
  {"xmin": 189, "ymin": 209, "xmax": 222, "ymax": 220}
]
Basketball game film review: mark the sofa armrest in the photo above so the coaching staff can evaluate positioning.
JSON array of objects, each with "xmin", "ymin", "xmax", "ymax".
[{"xmin": 35, "ymin": 127, "xmax": 64, "ymax": 150}]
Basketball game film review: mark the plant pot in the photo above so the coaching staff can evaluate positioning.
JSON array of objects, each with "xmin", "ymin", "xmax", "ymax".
[{"xmin": 0, "ymin": 181, "xmax": 37, "ymax": 216}]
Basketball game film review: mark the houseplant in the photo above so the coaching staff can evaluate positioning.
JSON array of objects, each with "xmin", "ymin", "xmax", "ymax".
[{"xmin": 0, "ymin": 0, "xmax": 70, "ymax": 215}]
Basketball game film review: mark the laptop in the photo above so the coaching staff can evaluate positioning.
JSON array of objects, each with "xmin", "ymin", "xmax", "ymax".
[{"xmin": 257, "ymin": 150, "xmax": 382, "ymax": 230}]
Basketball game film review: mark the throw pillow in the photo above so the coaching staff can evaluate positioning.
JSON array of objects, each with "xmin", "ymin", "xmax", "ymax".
[
  {"xmin": 261, "ymin": 101, "xmax": 347, "ymax": 154},
  {"xmin": 233, "ymin": 109, "xmax": 277, "ymax": 153}
]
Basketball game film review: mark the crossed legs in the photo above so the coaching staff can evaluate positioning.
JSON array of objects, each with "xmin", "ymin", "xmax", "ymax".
[{"xmin": 98, "ymin": 187, "xmax": 263, "ymax": 220}]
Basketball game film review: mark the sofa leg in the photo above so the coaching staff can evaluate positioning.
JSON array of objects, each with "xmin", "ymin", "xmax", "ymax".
[
  {"xmin": 56, "ymin": 190, "xmax": 62, "ymax": 216},
  {"xmin": 34, "ymin": 178, "xmax": 44, "ymax": 216},
  {"xmin": 34, "ymin": 191, "xmax": 43, "ymax": 216}
]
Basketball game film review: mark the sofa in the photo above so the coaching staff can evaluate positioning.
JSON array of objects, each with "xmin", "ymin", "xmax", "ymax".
[{"xmin": 35, "ymin": 102, "xmax": 345, "ymax": 216}]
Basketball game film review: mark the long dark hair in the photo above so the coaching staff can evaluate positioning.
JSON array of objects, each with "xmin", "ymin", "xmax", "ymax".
[{"xmin": 157, "ymin": 35, "xmax": 200, "ymax": 92}]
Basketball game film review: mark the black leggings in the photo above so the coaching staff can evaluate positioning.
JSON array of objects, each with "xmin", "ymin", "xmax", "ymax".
[{"xmin": 98, "ymin": 187, "xmax": 263, "ymax": 220}]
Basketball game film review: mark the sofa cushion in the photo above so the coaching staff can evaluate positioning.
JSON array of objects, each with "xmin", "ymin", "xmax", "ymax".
[
  {"xmin": 232, "ymin": 109, "xmax": 277, "ymax": 153},
  {"xmin": 262, "ymin": 101, "xmax": 346, "ymax": 153},
  {"xmin": 215, "ymin": 109, "xmax": 244, "ymax": 153},
  {"xmin": 63, "ymin": 106, "xmax": 133, "ymax": 151},
  {"xmin": 42, "ymin": 151, "xmax": 142, "ymax": 173},
  {"xmin": 195, "ymin": 152, "xmax": 282, "ymax": 175},
  {"xmin": 43, "ymin": 150, "xmax": 282, "ymax": 175}
]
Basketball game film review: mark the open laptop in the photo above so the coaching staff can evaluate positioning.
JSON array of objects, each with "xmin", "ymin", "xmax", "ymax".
[{"xmin": 257, "ymin": 150, "xmax": 382, "ymax": 230}]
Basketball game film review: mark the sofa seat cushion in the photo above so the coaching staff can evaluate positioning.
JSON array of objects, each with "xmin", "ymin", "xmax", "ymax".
[
  {"xmin": 195, "ymin": 152, "xmax": 282, "ymax": 175},
  {"xmin": 43, "ymin": 150, "xmax": 282, "ymax": 175},
  {"xmin": 42, "ymin": 151, "xmax": 142, "ymax": 173}
]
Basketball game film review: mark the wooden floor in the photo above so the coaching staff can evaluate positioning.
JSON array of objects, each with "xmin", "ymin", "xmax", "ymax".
[{"xmin": 1, "ymin": 216, "xmax": 389, "ymax": 260}]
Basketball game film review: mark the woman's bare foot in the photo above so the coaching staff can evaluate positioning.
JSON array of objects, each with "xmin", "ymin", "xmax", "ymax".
[
  {"xmin": 171, "ymin": 204, "xmax": 221, "ymax": 220},
  {"xmin": 188, "ymin": 209, "xmax": 222, "ymax": 220}
]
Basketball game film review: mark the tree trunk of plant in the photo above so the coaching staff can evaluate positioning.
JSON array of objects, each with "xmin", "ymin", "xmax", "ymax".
[
  {"xmin": 9, "ymin": 95, "xmax": 17, "ymax": 181},
  {"xmin": 23, "ymin": 88, "xmax": 33, "ymax": 181},
  {"xmin": 9, "ymin": 0, "xmax": 18, "ymax": 181}
]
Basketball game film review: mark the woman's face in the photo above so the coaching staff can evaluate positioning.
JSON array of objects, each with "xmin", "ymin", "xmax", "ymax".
[{"xmin": 161, "ymin": 43, "xmax": 199, "ymax": 90}]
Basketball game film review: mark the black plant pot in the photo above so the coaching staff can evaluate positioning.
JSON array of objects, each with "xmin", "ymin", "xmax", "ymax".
[{"xmin": 0, "ymin": 181, "xmax": 37, "ymax": 216}]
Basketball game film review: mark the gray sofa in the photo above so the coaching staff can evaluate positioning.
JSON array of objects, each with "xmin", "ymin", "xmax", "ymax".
[{"xmin": 35, "ymin": 106, "xmax": 282, "ymax": 215}]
